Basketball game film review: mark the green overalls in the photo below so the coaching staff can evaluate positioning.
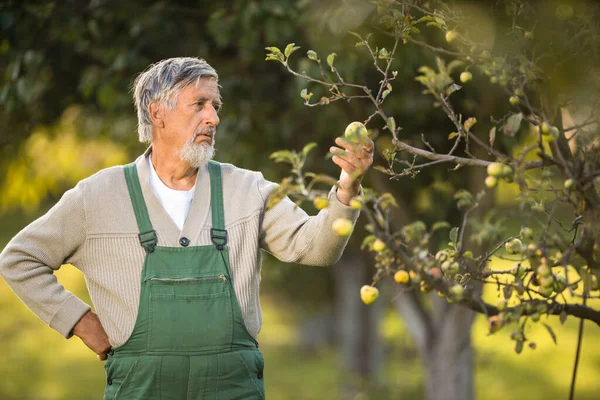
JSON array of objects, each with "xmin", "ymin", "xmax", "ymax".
[{"xmin": 103, "ymin": 161, "xmax": 265, "ymax": 400}]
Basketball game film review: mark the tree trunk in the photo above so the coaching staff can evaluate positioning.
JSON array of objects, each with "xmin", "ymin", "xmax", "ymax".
[
  {"xmin": 333, "ymin": 249, "xmax": 385, "ymax": 399},
  {"xmin": 372, "ymin": 154, "xmax": 492, "ymax": 400},
  {"xmin": 423, "ymin": 298, "xmax": 476, "ymax": 400}
]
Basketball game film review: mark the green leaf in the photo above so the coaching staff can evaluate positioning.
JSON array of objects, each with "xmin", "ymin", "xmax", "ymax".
[
  {"xmin": 503, "ymin": 112, "xmax": 523, "ymax": 137},
  {"xmin": 378, "ymin": 192, "xmax": 398, "ymax": 210},
  {"xmin": 449, "ymin": 227, "xmax": 459, "ymax": 244},
  {"xmin": 360, "ymin": 235, "xmax": 376, "ymax": 250},
  {"xmin": 306, "ymin": 50, "xmax": 318, "ymax": 61},
  {"xmin": 269, "ymin": 150, "xmax": 295, "ymax": 164},
  {"xmin": 446, "ymin": 83, "xmax": 462, "ymax": 96},
  {"xmin": 327, "ymin": 53, "xmax": 337, "ymax": 70},
  {"xmin": 489, "ymin": 126, "xmax": 496, "ymax": 146},
  {"xmin": 373, "ymin": 165, "xmax": 393, "ymax": 175},
  {"xmin": 284, "ymin": 43, "xmax": 300, "ymax": 58},
  {"xmin": 382, "ymin": 89, "xmax": 391, "ymax": 100},
  {"xmin": 300, "ymin": 88, "xmax": 313, "ymax": 102},
  {"xmin": 301, "ymin": 142, "xmax": 317, "ymax": 158},
  {"xmin": 348, "ymin": 31, "xmax": 363, "ymax": 40},
  {"xmin": 542, "ymin": 323, "xmax": 557, "ymax": 344},
  {"xmin": 559, "ymin": 311, "xmax": 568, "ymax": 325},
  {"xmin": 387, "ymin": 117, "xmax": 396, "ymax": 133},
  {"xmin": 432, "ymin": 221, "xmax": 451, "ymax": 232},
  {"xmin": 448, "ymin": 132, "xmax": 459, "ymax": 140},
  {"xmin": 503, "ymin": 284, "xmax": 513, "ymax": 300}
]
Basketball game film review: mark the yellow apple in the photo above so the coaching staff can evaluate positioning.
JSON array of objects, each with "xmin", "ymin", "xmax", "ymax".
[
  {"xmin": 349, "ymin": 198, "xmax": 363, "ymax": 209},
  {"xmin": 332, "ymin": 218, "xmax": 353, "ymax": 237},
  {"xmin": 487, "ymin": 162, "xmax": 504, "ymax": 177},
  {"xmin": 485, "ymin": 176, "xmax": 498, "ymax": 188},
  {"xmin": 313, "ymin": 196, "xmax": 329, "ymax": 210},
  {"xmin": 394, "ymin": 270, "xmax": 410, "ymax": 284},
  {"xmin": 372, "ymin": 239, "xmax": 386, "ymax": 252},
  {"xmin": 360, "ymin": 285, "xmax": 379, "ymax": 305}
]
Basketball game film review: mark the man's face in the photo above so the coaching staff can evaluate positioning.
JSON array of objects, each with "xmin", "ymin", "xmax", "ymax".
[{"xmin": 159, "ymin": 77, "xmax": 221, "ymax": 167}]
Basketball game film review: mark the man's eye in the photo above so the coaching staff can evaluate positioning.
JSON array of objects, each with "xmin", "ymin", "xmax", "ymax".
[{"xmin": 214, "ymin": 104, "xmax": 222, "ymax": 112}]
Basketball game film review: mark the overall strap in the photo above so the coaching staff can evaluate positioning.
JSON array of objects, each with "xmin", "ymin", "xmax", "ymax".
[
  {"xmin": 124, "ymin": 163, "xmax": 157, "ymax": 253},
  {"xmin": 207, "ymin": 160, "xmax": 227, "ymax": 250}
]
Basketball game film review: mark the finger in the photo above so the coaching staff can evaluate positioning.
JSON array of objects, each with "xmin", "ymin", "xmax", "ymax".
[
  {"xmin": 330, "ymin": 147, "xmax": 362, "ymax": 169},
  {"xmin": 330, "ymin": 145, "xmax": 370, "ymax": 166},
  {"xmin": 334, "ymin": 138, "xmax": 373, "ymax": 160},
  {"xmin": 332, "ymin": 155, "xmax": 357, "ymax": 174}
]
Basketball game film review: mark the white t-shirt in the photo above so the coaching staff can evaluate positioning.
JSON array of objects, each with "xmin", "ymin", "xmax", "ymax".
[{"xmin": 147, "ymin": 156, "xmax": 195, "ymax": 230}]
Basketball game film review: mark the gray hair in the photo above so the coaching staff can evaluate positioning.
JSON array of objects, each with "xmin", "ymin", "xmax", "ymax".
[{"xmin": 132, "ymin": 57, "xmax": 219, "ymax": 143}]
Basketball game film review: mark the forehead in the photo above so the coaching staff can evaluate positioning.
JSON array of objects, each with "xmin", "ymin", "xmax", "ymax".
[{"xmin": 179, "ymin": 77, "xmax": 220, "ymax": 101}]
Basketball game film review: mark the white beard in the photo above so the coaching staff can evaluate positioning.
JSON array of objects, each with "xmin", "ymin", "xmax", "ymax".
[{"xmin": 179, "ymin": 135, "xmax": 215, "ymax": 168}]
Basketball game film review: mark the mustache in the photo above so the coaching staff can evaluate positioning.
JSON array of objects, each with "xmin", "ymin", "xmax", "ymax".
[{"xmin": 192, "ymin": 127, "xmax": 216, "ymax": 139}]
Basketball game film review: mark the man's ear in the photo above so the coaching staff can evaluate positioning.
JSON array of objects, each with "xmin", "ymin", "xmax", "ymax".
[{"xmin": 148, "ymin": 101, "xmax": 164, "ymax": 129}]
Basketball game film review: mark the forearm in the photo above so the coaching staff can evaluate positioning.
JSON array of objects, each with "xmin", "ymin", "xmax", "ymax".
[{"xmin": 0, "ymin": 181, "xmax": 90, "ymax": 338}]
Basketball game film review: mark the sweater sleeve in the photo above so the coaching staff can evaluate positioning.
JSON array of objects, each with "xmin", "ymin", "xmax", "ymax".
[
  {"xmin": 0, "ymin": 181, "xmax": 91, "ymax": 338},
  {"xmin": 256, "ymin": 172, "xmax": 361, "ymax": 266}
]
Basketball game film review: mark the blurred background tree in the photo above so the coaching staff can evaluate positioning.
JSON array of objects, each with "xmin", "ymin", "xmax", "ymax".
[{"xmin": 1, "ymin": 0, "xmax": 600, "ymax": 399}]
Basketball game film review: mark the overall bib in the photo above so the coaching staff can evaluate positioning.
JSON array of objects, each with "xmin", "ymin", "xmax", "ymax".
[{"xmin": 103, "ymin": 161, "xmax": 265, "ymax": 400}]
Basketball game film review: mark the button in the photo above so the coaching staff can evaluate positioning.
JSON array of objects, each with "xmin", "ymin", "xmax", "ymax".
[
  {"xmin": 179, "ymin": 237, "xmax": 190, "ymax": 247},
  {"xmin": 107, "ymin": 378, "xmax": 113, "ymax": 385},
  {"xmin": 257, "ymin": 370, "xmax": 263, "ymax": 380}
]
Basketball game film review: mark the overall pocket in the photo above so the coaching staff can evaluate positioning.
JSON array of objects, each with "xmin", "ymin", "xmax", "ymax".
[
  {"xmin": 103, "ymin": 356, "xmax": 139, "ymax": 400},
  {"xmin": 148, "ymin": 275, "xmax": 234, "ymax": 352}
]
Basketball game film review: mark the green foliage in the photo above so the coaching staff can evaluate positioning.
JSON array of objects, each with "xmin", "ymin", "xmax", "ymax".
[{"xmin": 266, "ymin": 0, "xmax": 600, "ymax": 362}]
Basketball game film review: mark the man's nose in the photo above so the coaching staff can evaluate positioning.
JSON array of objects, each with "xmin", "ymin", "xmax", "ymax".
[{"xmin": 205, "ymin": 106, "xmax": 220, "ymax": 127}]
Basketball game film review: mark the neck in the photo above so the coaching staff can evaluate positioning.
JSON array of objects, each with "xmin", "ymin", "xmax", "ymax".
[{"xmin": 149, "ymin": 143, "xmax": 197, "ymax": 191}]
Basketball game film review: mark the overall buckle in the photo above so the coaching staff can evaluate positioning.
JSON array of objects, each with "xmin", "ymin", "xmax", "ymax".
[
  {"xmin": 210, "ymin": 228, "xmax": 228, "ymax": 250},
  {"xmin": 138, "ymin": 229, "xmax": 157, "ymax": 253}
]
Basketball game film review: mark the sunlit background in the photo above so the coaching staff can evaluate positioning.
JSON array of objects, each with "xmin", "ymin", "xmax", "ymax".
[{"xmin": 1, "ymin": 1, "xmax": 599, "ymax": 399}]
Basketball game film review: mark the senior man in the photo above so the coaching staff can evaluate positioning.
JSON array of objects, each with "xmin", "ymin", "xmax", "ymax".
[{"xmin": 0, "ymin": 57, "xmax": 373, "ymax": 399}]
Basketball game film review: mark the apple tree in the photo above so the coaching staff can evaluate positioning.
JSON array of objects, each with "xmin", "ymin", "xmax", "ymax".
[{"xmin": 265, "ymin": 1, "xmax": 600, "ymax": 399}]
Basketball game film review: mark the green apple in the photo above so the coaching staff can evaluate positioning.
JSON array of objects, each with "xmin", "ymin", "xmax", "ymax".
[
  {"xmin": 505, "ymin": 238, "xmax": 524, "ymax": 255},
  {"xmin": 564, "ymin": 179, "xmax": 574, "ymax": 189},
  {"xmin": 445, "ymin": 30, "xmax": 457, "ymax": 43},
  {"xmin": 450, "ymin": 284, "xmax": 464, "ymax": 300},
  {"xmin": 344, "ymin": 121, "xmax": 369, "ymax": 144},
  {"xmin": 520, "ymin": 227, "xmax": 534, "ymax": 240},
  {"xmin": 537, "ymin": 264, "xmax": 551, "ymax": 277},
  {"xmin": 360, "ymin": 285, "xmax": 379, "ymax": 305},
  {"xmin": 509, "ymin": 96, "xmax": 520, "ymax": 105},
  {"xmin": 538, "ymin": 285, "xmax": 553, "ymax": 297},
  {"xmin": 501, "ymin": 164, "xmax": 513, "ymax": 177},
  {"xmin": 460, "ymin": 71, "xmax": 472, "ymax": 83},
  {"xmin": 332, "ymin": 218, "xmax": 353, "ymax": 237}
]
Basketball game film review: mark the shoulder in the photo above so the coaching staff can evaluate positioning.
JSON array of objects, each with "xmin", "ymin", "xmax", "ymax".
[
  {"xmin": 213, "ymin": 161, "xmax": 266, "ymax": 215},
  {"xmin": 215, "ymin": 161, "xmax": 260, "ymax": 181},
  {"xmin": 78, "ymin": 164, "xmax": 127, "ymax": 195}
]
